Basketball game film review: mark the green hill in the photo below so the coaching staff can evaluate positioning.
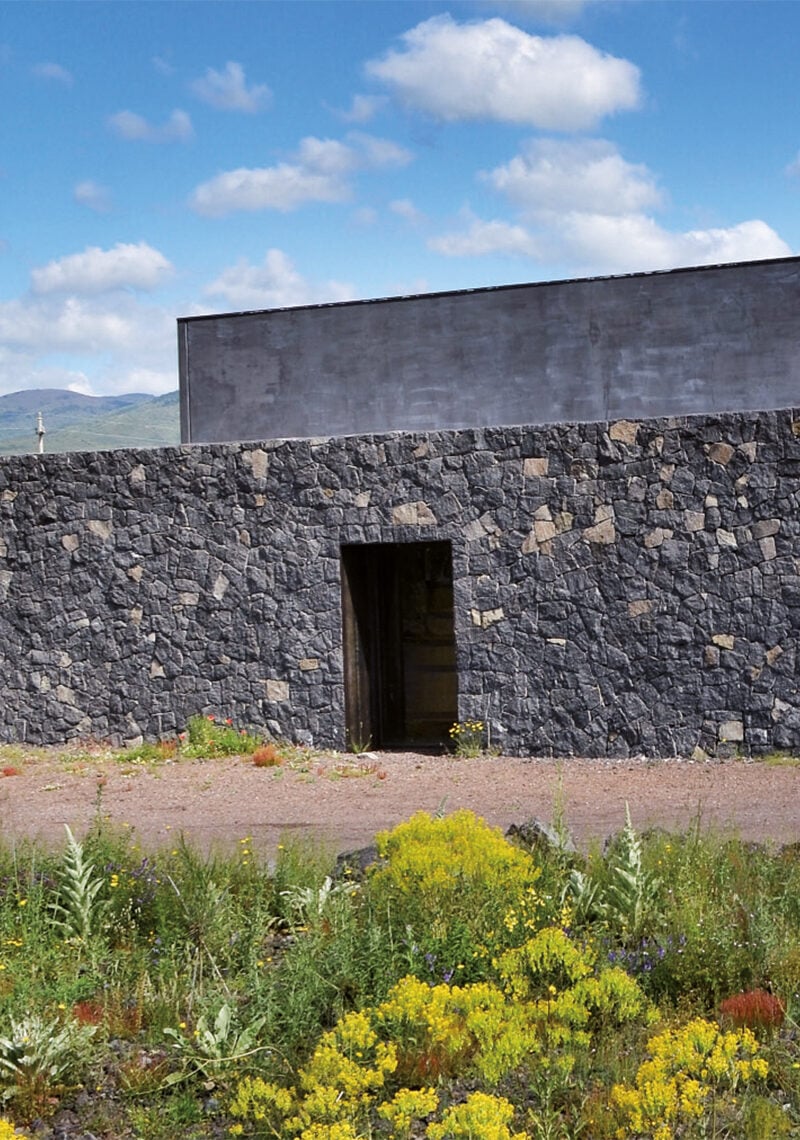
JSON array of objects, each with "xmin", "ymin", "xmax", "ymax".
[{"xmin": 0, "ymin": 389, "xmax": 180, "ymax": 454}]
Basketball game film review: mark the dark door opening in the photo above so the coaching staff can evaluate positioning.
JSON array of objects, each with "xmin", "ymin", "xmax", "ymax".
[{"xmin": 341, "ymin": 541, "xmax": 458, "ymax": 749}]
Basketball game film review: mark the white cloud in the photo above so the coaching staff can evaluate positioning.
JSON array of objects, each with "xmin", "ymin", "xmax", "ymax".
[
  {"xmin": 335, "ymin": 94, "xmax": 386, "ymax": 123},
  {"xmin": 353, "ymin": 207, "xmax": 379, "ymax": 226},
  {"xmin": 190, "ymin": 132, "xmax": 411, "ymax": 216},
  {"xmin": 190, "ymin": 159, "xmax": 351, "ymax": 217},
  {"xmin": 466, "ymin": 136, "xmax": 793, "ymax": 273},
  {"xmin": 190, "ymin": 61, "xmax": 271, "ymax": 112},
  {"xmin": 390, "ymin": 198, "xmax": 426, "ymax": 225},
  {"xmin": 366, "ymin": 15, "xmax": 640, "ymax": 130},
  {"xmin": 0, "ymin": 295, "xmax": 177, "ymax": 397},
  {"xmin": 108, "ymin": 108, "xmax": 193, "ymax": 143},
  {"xmin": 73, "ymin": 180, "xmax": 112, "ymax": 213},
  {"xmin": 433, "ymin": 208, "xmax": 790, "ymax": 275},
  {"xmin": 152, "ymin": 54, "xmax": 175, "ymax": 76},
  {"xmin": 348, "ymin": 132, "xmax": 413, "ymax": 168},
  {"xmin": 429, "ymin": 212, "xmax": 540, "ymax": 257},
  {"xmin": 204, "ymin": 249, "xmax": 355, "ymax": 310},
  {"xmin": 32, "ymin": 62, "xmax": 73, "ymax": 85},
  {"xmin": 0, "ymin": 294, "xmax": 172, "ymax": 354},
  {"xmin": 31, "ymin": 243, "xmax": 174, "ymax": 295},
  {"xmin": 486, "ymin": 138, "xmax": 662, "ymax": 216},
  {"xmin": 550, "ymin": 214, "xmax": 792, "ymax": 273}
]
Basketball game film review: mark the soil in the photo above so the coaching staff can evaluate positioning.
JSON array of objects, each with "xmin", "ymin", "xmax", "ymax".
[{"xmin": 0, "ymin": 748, "xmax": 798, "ymax": 858}]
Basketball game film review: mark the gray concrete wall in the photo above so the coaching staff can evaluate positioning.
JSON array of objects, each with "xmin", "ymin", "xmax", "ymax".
[
  {"xmin": 179, "ymin": 257, "xmax": 800, "ymax": 445},
  {"xmin": 2, "ymin": 406, "xmax": 800, "ymax": 758}
]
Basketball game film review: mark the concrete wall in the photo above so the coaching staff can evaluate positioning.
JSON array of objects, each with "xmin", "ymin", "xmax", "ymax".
[
  {"xmin": 179, "ymin": 257, "xmax": 800, "ymax": 444},
  {"xmin": 2, "ymin": 406, "xmax": 800, "ymax": 758}
]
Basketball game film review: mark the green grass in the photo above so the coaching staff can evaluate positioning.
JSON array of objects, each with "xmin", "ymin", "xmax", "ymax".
[{"xmin": 0, "ymin": 808, "xmax": 797, "ymax": 1138}]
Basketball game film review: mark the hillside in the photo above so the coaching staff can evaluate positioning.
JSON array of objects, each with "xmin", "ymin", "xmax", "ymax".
[{"xmin": 0, "ymin": 389, "xmax": 180, "ymax": 454}]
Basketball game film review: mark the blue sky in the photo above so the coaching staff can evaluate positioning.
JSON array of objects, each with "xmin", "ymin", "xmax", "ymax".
[{"xmin": 1, "ymin": 0, "xmax": 798, "ymax": 399}]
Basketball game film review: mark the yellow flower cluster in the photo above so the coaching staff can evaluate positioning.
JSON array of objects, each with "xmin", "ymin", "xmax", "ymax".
[
  {"xmin": 447, "ymin": 720, "xmax": 485, "ymax": 757},
  {"xmin": 377, "ymin": 1088, "xmax": 439, "ymax": 1139},
  {"xmin": 371, "ymin": 810, "xmax": 545, "ymax": 956},
  {"xmin": 427, "ymin": 1092, "xmax": 528, "ymax": 1140},
  {"xmin": 0, "ymin": 1121, "xmax": 27, "ymax": 1139},
  {"xmin": 229, "ymin": 929, "xmax": 655, "ymax": 1138},
  {"xmin": 612, "ymin": 1017, "xmax": 769, "ymax": 1140}
]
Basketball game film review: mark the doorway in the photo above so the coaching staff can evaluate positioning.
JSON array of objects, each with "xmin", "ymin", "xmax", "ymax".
[{"xmin": 341, "ymin": 541, "xmax": 458, "ymax": 749}]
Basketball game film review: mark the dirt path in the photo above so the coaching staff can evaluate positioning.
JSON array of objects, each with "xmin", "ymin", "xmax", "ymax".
[{"xmin": 0, "ymin": 750, "xmax": 797, "ymax": 859}]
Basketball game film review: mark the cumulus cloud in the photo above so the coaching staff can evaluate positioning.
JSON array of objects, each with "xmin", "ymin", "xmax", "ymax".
[
  {"xmin": 0, "ymin": 295, "xmax": 177, "ymax": 397},
  {"xmin": 485, "ymin": 138, "xmax": 662, "ymax": 216},
  {"xmin": 0, "ymin": 294, "xmax": 172, "ymax": 354},
  {"xmin": 454, "ymin": 136, "xmax": 793, "ymax": 273},
  {"xmin": 190, "ymin": 61, "xmax": 271, "ymax": 112},
  {"xmin": 32, "ymin": 62, "xmax": 73, "ymax": 84},
  {"xmin": 390, "ymin": 198, "xmax": 426, "ymax": 225},
  {"xmin": 558, "ymin": 216, "xmax": 792, "ymax": 273},
  {"xmin": 366, "ymin": 15, "xmax": 640, "ymax": 130},
  {"xmin": 429, "ymin": 212, "xmax": 540, "ymax": 257},
  {"xmin": 335, "ymin": 93, "xmax": 386, "ymax": 123},
  {"xmin": 73, "ymin": 180, "xmax": 112, "ymax": 213},
  {"xmin": 190, "ymin": 132, "xmax": 411, "ymax": 216},
  {"xmin": 204, "ymin": 249, "xmax": 355, "ymax": 310},
  {"xmin": 348, "ymin": 132, "xmax": 413, "ymax": 168},
  {"xmin": 108, "ymin": 108, "xmax": 193, "ymax": 142},
  {"xmin": 31, "ymin": 242, "xmax": 173, "ymax": 295}
]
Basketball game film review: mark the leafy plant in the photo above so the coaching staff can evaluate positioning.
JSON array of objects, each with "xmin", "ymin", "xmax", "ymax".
[
  {"xmin": 180, "ymin": 714, "xmax": 263, "ymax": 758},
  {"xmin": 164, "ymin": 1002, "xmax": 267, "ymax": 1084},
  {"xmin": 0, "ymin": 1014, "xmax": 95, "ymax": 1116},
  {"xmin": 281, "ymin": 876, "xmax": 359, "ymax": 933},
  {"xmin": 51, "ymin": 825, "xmax": 109, "ymax": 943},
  {"xmin": 563, "ymin": 806, "xmax": 662, "ymax": 944}
]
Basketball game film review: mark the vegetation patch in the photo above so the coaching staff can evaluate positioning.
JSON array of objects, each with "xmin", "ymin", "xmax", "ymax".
[{"xmin": 0, "ymin": 803, "xmax": 797, "ymax": 1137}]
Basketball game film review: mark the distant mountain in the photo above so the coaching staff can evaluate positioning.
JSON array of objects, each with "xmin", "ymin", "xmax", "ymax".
[{"xmin": 0, "ymin": 389, "xmax": 180, "ymax": 455}]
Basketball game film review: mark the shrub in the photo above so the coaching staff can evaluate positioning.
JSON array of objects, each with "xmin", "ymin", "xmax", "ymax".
[
  {"xmin": 180, "ymin": 714, "xmax": 262, "ymax": 758},
  {"xmin": 719, "ymin": 989, "xmax": 785, "ymax": 1035},
  {"xmin": 368, "ymin": 811, "xmax": 547, "ymax": 979},
  {"xmin": 612, "ymin": 1018, "xmax": 768, "ymax": 1140}
]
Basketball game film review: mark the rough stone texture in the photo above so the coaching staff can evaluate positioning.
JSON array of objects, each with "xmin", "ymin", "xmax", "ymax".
[{"xmin": 1, "ymin": 407, "xmax": 800, "ymax": 758}]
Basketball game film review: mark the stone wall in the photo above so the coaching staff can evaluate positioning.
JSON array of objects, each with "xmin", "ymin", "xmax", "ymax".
[{"xmin": 1, "ymin": 406, "xmax": 799, "ymax": 758}]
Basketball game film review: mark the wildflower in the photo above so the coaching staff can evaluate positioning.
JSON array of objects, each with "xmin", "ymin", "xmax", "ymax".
[{"xmin": 17, "ymin": 899, "xmax": 27, "ymax": 907}]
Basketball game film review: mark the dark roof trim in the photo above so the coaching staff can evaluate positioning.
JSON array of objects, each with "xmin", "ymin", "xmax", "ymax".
[{"xmin": 177, "ymin": 255, "xmax": 800, "ymax": 326}]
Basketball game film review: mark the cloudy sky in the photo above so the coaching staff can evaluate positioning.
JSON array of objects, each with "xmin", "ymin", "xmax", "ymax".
[{"xmin": 1, "ymin": 0, "xmax": 798, "ymax": 399}]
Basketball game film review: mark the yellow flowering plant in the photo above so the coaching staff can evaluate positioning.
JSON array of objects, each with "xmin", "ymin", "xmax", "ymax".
[
  {"xmin": 369, "ymin": 811, "xmax": 549, "ymax": 981},
  {"xmin": 611, "ymin": 1017, "xmax": 769, "ymax": 1140},
  {"xmin": 426, "ymin": 1092, "xmax": 529, "ymax": 1140}
]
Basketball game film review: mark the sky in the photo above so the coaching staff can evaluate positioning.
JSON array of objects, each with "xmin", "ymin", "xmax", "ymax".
[{"xmin": 1, "ymin": 0, "xmax": 798, "ymax": 400}]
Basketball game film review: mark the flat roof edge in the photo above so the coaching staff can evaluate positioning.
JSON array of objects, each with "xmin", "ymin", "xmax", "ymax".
[{"xmin": 176, "ymin": 255, "xmax": 800, "ymax": 326}]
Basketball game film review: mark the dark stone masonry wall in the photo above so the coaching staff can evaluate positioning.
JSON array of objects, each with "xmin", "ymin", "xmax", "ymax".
[{"xmin": 1, "ymin": 407, "xmax": 799, "ymax": 758}]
